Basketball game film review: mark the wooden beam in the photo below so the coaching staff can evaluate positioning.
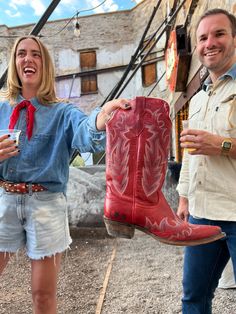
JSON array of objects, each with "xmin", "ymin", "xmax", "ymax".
[{"xmin": 174, "ymin": 65, "xmax": 208, "ymax": 113}]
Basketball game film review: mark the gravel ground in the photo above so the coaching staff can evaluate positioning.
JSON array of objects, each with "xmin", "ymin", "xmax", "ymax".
[{"xmin": 0, "ymin": 228, "xmax": 235, "ymax": 314}]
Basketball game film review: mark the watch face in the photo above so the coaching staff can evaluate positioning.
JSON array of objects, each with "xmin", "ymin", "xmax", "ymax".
[
  {"xmin": 223, "ymin": 142, "xmax": 232, "ymax": 149},
  {"xmin": 221, "ymin": 139, "xmax": 232, "ymax": 155}
]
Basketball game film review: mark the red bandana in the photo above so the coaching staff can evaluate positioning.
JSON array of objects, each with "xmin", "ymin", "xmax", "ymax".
[{"xmin": 9, "ymin": 100, "xmax": 36, "ymax": 140}]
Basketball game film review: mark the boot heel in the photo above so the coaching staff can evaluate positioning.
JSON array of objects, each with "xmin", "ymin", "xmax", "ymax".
[{"xmin": 104, "ymin": 218, "xmax": 135, "ymax": 239}]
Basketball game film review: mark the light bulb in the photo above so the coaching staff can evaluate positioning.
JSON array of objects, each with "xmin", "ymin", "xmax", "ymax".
[{"xmin": 74, "ymin": 22, "xmax": 80, "ymax": 37}]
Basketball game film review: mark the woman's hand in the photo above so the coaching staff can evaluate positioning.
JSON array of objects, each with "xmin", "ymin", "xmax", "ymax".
[
  {"xmin": 0, "ymin": 134, "xmax": 20, "ymax": 162},
  {"xmin": 96, "ymin": 98, "xmax": 131, "ymax": 131}
]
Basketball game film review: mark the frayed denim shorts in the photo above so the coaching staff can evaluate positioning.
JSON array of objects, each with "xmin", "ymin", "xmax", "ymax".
[{"xmin": 0, "ymin": 188, "xmax": 72, "ymax": 260}]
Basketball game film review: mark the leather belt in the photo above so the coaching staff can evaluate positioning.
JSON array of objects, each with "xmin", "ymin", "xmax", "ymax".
[{"xmin": 0, "ymin": 180, "xmax": 46, "ymax": 194}]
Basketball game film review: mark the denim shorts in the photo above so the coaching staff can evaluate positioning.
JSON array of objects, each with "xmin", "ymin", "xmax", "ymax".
[{"xmin": 0, "ymin": 188, "xmax": 72, "ymax": 260}]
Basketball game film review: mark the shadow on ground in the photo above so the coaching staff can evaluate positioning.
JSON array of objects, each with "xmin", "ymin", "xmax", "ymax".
[{"xmin": 0, "ymin": 228, "xmax": 235, "ymax": 314}]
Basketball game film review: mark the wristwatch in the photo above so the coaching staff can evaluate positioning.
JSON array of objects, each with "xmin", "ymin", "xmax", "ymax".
[{"xmin": 221, "ymin": 138, "xmax": 233, "ymax": 156}]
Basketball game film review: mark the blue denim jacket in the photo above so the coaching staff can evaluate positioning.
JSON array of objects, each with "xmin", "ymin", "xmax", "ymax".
[{"xmin": 0, "ymin": 95, "xmax": 106, "ymax": 193}]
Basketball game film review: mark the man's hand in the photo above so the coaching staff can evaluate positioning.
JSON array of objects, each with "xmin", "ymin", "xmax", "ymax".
[
  {"xmin": 0, "ymin": 135, "xmax": 20, "ymax": 162},
  {"xmin": 180, "ymin": 129, "xmax": 223, "ymax": 156},
  {"xmin": 177, "ymin": 196, "xmax": 189, "ymax": 222}
]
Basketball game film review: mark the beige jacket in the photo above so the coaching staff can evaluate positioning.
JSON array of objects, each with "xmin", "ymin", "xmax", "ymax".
[{"xmin": 177, "ymin": 77, "xmax": 236, "ymax": 221}]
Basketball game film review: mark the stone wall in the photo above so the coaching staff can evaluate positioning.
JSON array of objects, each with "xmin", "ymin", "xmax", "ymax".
[
  {"xmin": 0, "ymin": 0, "xmax": 167, "ymax": 113},
  {"xmin": 67, "ymin": 166, "xmax": 106, "ymax": 227},
  {"xmin": 67, "ymin": 164, "xmax": 179, "ymax": 227}
]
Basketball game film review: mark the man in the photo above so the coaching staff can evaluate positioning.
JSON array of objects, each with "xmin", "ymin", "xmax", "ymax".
[{"xmin": 177, "ymin": 8, "xmax": 236, "ymax": 313}]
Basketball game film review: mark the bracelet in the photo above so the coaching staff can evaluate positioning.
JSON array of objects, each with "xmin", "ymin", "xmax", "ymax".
[{"xmin": 100, "ymin": 108, "xmax": 113, "ymax": 123}]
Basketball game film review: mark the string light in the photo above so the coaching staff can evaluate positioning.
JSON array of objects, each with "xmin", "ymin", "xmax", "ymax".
[
  {"xmin": 0, "ymin": 0, "xmax": 108, "ymax": 39},
  {"xmin": 74, "ymin": 12, "xmax": 80, "ymax": 37}
]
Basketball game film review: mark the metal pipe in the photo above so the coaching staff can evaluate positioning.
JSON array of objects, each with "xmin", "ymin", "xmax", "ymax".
[
  {"xmin": 115, "ymin": 0, "xmax": 187, "ymax": 98},
  {"xmin": 147, "ymin": 71, "xmax": 166, "ymax": 96},
  {"xmin": 101, "ymin": 0, "xmax": 162, "ymax": 106}
]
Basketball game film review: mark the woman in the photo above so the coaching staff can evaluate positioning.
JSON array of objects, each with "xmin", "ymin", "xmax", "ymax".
[{"xmin": 0, "ymin": 35, "xmax": 130, "ymax": 314}]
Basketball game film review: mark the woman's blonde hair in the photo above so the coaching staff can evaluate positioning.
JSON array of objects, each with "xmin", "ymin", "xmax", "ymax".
[{"xmin": 1, "ymin": 35, "xmax": 60, "ymax": 105}]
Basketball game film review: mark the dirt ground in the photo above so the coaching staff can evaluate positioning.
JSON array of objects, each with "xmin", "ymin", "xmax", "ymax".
[{"xmin": 0, "ymin": 228, "xmax": 235, "ymax": 314}]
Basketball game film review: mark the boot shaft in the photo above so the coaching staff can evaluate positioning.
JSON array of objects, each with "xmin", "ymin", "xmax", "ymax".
[{"xmin": 105, "ymin": 96, "xmax": 171, "ymax": 203}]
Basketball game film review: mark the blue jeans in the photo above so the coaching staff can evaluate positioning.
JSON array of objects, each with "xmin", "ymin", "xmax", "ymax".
[{"xmin": 182, "ymin": 216, "xmax": 236, "ymax": 314}]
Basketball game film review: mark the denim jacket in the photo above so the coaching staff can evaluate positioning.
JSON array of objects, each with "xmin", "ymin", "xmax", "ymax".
[{"xmin": 0, "ymin": 95, "xmax": 106, "ymax": 193}]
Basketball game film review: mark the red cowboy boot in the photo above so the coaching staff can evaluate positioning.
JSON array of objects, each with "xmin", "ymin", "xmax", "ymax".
[{"xmin": 104, "ymin": 96, "xmax": 225, "ymax": 246}]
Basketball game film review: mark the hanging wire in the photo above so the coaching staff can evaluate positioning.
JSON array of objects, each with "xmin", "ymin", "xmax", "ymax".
[
  {"xmin": 101, "ymin": 0, "xmax": 163, "ymax": 105},
  {"xmin": 77, "ymin": 0, "xmax": 107, "ymax": 14},
  {"xmin": 39, "ymin": 0, "xmax": 108, "ymax": 38},
  {"xmin": 102, "ymin": 0, "xmax": 187, "ymax": 103},
  {"xmin": 115, "ymin": 0, "xmax": 187, "ymax": 99},
  {"xmin": 95, "ymin": 0, "xmax": 188, "ymax": 164},
  {"xmin": 147, "ymin": 71, "xmax": 166, "ymax": 96},
  {"xmin": 70, "ymin": 0, "xmax": 163, "ymax": 165},
  {"xmin": 0, "ymin": 0, "xmax": 108, "ymax": 39}
]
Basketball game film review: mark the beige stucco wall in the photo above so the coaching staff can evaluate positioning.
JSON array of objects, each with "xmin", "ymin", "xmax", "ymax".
[
  {"xmin": 0, "ymin": 0, "xmax": 167, "ymax": 114},
  {"xmin": 1, "ymin": 0, "xmax": 235, "ymax": 158}
]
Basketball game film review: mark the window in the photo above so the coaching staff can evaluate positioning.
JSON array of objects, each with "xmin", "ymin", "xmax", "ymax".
[
  {"xmin": 141, "ymin": 37, "xmax": 157, "ymax": 87},
  {"xmin": 81, "ymin": 75, "xmax": 97, "ymax": 94},
  {"xmin": 80, "ymin": 51, "xmax": 97, "ymax": 94},
  {"xmin": 175, "ymin": 103, "xmax": 189, "ymax": 163},
  {"xmin": 142, "ymin": 63, "xmax": 157, "ymax": 87}
]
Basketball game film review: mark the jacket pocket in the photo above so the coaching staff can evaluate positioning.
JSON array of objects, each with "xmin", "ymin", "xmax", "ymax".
[
  {"xmin": 209, "ymin": 94, "xmax": 236, "ymax": 136},
  {"xmin": 21, "ymin": 134, "xmax": 54, "ymax": 168}
]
